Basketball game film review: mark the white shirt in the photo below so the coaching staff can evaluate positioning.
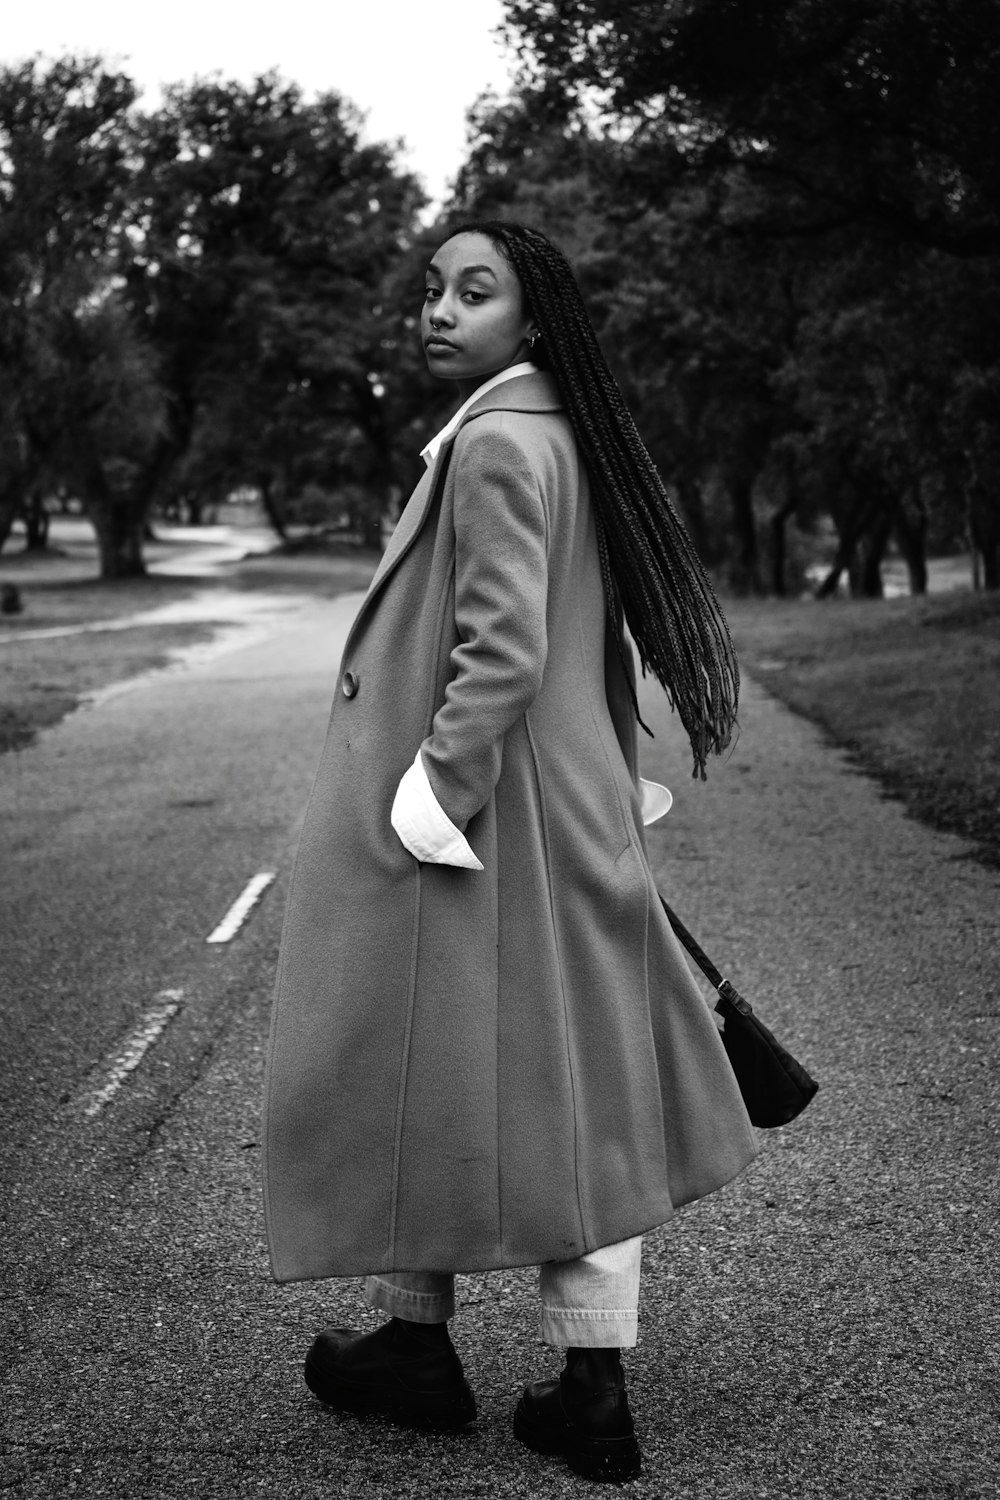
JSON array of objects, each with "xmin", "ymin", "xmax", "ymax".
[
  {"xmin": 391, "ymin": 365, "xmax": 672, "ymax": 869},
  {"xmin": 419, "ymin": 362, "xmax": 540, "ymax": 469}
]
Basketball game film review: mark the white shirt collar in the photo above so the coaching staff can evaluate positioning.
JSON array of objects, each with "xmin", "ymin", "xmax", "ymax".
[{"xmin": 420, "ymin": 362, "xmax": 539, "ymax": 468}]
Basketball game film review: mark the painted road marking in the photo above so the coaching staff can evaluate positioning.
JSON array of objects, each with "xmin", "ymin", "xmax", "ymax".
[
  {"xmin": 81, "ymin": 991, "xmax": 184, "ymax": 1118},
  {"xmin": 206, "ymin": 872, "xmax": 276, "ymax": 944}
]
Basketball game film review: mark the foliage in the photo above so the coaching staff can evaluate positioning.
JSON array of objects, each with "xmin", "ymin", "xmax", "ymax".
[
  {"xmin": 491, "ymin": 0, "xmax": 1000, "ymax": 593},
  {"xmin": 0, "ymin": 58, "xmax": 426, "ymax": 576},
  {"xmin": 0, "ymin": 56, "xmax": 162, "ymax": 572},
  {"xmin": 122, "ymin": 74, "xmax": 426, "ymax": 549},
  {"xmin": 503, "ymin": 0, "xmax": 1000, "ymax": 254},
  {"xmin": 5, "ymin": 19, "xmax": 999, "ymax": 594}
]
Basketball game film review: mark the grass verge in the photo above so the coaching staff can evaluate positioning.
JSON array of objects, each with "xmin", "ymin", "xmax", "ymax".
[
  {"xmin": 0, "ymin": 575, "xmax": 220, "ymax": 755},
  {"xmin": 0, "ymin": 574, "xmax": 201, "ymax": 632},
  {"xmin": 0, "ymin": 541, "xmax": 380, "ymax": 756},
  {"xmin": 728, "ymin": 590, "xmax": 1000, "ymax": 869},
  {"xmin": 0, "ymin": 624, "xmax": 216, "ymax": 754}
]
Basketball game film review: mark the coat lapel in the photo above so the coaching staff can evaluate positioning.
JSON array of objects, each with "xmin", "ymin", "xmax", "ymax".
[
  {"xmin": 342, "ymin": 446, "xmax": 452, "ymax": 656},
  {"xmin": 344, "ymin": 372, "xmax": 563, "ymax": 652},
  {"xmin": 366, "ymin": 450, "xmax": 447, "ymax": 601}
]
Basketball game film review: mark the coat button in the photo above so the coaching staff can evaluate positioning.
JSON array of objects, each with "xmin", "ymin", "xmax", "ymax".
[{"xmin": 342, "ymin": 670, "xmax": 359, "ymax": 699}]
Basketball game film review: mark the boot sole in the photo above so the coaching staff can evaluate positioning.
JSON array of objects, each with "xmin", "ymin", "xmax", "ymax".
[
  {"xmin": 513, "ymin": 1396, "xmax": 642, "ymax": 1484},
  {"xmin": 304, "ymin": 1350, "xmax": 477, "ymax": 1431}
]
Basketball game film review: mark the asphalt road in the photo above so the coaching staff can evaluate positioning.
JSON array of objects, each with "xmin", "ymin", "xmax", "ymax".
[{"xmin": 1, "ymin": 591, "xmax": 997, "ymax": 1499}]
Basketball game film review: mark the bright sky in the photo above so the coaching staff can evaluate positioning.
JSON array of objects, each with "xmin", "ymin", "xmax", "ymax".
[{"xmin": 1, "ymin": 0, "xmax": 517, "ymax": 210}]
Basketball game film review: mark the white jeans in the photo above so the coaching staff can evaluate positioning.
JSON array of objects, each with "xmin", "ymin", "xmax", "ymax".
[{"xmin": 366, "ymin": 1236, "xmax": 642, "ymax": 1348}]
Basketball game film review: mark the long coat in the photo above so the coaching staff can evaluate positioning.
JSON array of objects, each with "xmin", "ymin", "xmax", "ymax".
[{"xmin": 262, "ymin": 371, "xmax": 758, "ymax": 1283}]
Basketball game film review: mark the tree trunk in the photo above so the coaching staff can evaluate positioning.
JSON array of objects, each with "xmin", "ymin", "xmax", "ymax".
[
  {"xmin": 89, "ymin": 501, "xmax": 147, "ymax": 579},
  {"xmin": 126, "ymin": 405, "xmax": 196, "ymax": 535},
  {"xmin": 260, "ymin": 479, "xmax": 288, "ymax": 541},
  {"xmin": 0, "ymin": 490, "xmax": 17, "ymax": 554},
  {"xmin": 965, "ymin": 490, "xmax": 982, "ymax": 589},
  {"xmin": 23, "ymin": 492, "xmax": 50, "ymax": 551},
  {"xmin": 817, "ymin": 490, "xmax": 880, "ymax": 598},
  {"xmin": 769, "ymin": 494, "xmax": 799, "ymax": 597},
  {"xmin": 817, "ymin": 524, "xmax": 861, "ymax": 599},
  {"xmin": 359, "ymin": 511, "xmax": 382, "ymax": 552},
  {"xmin": 816, "ymin": 561, "xmax": 846, "ymax": 598},
  {"xmin": 969, "ymin": 488, "xmax": 1000, "ymax": 591},
  {"xmin": 726, "ymin": 473, "xmax": 762, "ymax": 594},
  {"xmin": 852, "ymin": 504, "xmax": 894, "ymax": 597},
  {"xmin": 895, "ymin": 491, "xmax": 928, "ymax": 595}
]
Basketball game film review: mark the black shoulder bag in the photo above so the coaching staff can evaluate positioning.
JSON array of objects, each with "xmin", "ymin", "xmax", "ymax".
[{"xmin": 660, "ymin": 896, "xmax": 819, "ymax": 1128}]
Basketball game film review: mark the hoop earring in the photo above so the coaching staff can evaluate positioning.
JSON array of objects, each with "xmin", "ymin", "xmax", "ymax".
[{"xmin": 528, "ymin": 332, "xmax": 539, "ymax": 349}]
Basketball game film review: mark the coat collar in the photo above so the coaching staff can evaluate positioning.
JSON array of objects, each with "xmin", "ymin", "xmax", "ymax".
[
  {"xmin": 344, "ymin": 372, "xmax": 564, "ymax": 652},
  {"xmin": 421, "ymin": 361, "xmax": 541, "ymax": 466},
  {"xmin": 458, "ymin": 369, "xmax": 562, "ymax": 427}
]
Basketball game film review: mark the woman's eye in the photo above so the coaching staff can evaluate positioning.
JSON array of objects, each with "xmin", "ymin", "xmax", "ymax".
[
  {"xmin": 463, "ymin": 289, "xmax": 487, "ymax": 304},
  {"xmin": 424, "ymin": 286, "xmax": 441, "ymax": 302}
]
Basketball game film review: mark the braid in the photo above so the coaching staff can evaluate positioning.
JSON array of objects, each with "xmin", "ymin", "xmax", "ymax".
[{"xmin": 452, "ymin": 219, "xmax": 739, "ymax": 778}]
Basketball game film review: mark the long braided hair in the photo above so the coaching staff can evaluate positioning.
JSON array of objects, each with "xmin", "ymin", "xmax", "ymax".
[{"xmin": 451, "ymin": 219, "xmax": 739, "ymax": 779}]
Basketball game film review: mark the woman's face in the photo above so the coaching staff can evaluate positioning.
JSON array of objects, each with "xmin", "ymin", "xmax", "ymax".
[{"xmin": 422, "ymin": 231, "xmax": 536, "ymax": 398}]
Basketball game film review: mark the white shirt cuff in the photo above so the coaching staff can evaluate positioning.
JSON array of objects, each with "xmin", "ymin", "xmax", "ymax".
[
  {"xmin": 640, "ymin": 778, "xmax": 672, "ymax": 825},
  {"xmin": 391, "ymin": 752, "xmax": 484, "ymax": 871}
]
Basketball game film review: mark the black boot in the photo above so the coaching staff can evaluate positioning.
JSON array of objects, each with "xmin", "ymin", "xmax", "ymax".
[
  {"xmin": 304, "ymin": 1317, "xmax": 476, "ymax": 1430},
  {"xmin": 513, "ymin": 1346, "xmax": 642, "ymax": 1484}
]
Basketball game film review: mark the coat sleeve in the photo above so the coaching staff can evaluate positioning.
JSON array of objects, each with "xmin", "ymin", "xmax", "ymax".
[{"xmin": 419, "ymin": 416, "xmax": 550, "ymax": 831}]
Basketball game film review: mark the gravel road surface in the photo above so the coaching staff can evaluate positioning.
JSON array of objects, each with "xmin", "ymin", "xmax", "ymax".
[{"xmin": 2, "ymin": 590, "xmax": 996, "ymax": 1499}]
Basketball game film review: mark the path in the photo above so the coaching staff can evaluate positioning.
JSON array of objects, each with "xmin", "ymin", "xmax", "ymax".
[
  {"xmin": 0, "ymin": 517, "xmax": 280, "ymax": 588},
  {"xmin": 1, "ymin": 590, "xmax": 996, "ymax": 1498}
]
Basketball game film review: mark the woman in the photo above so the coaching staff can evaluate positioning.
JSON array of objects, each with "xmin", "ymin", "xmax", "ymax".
[{"xmin": 262, "ymin": 221, "xmax": 758, "ymax": 1485}]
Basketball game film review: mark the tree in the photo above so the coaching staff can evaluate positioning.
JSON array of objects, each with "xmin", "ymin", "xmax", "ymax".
[
  {"xmin": 448, "ymin": 94, "xmax": 802, "ymax": 592},
  {"xmin": 0, "ymin": 56, "xmax": 160, "ymax": 575},
  {"xmin": 121, "ymin": 74, "xmax": 425, "ymax": 549},
  {"xmin": 503, "ymin": 0, "xmax": 1000, "ymax": 255},
  {"xmin": 1, "ymin": 60, "xmax": 428, "ymax": 575},
  {"xmin": 498, "ymin": 1, "xmax": 1000, "ymax": 592}
]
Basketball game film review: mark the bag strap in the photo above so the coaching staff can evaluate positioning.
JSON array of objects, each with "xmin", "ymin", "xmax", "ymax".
[{"xmin": 658, "ymin": 895, "xmax": 753, "ymax": 1016}]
